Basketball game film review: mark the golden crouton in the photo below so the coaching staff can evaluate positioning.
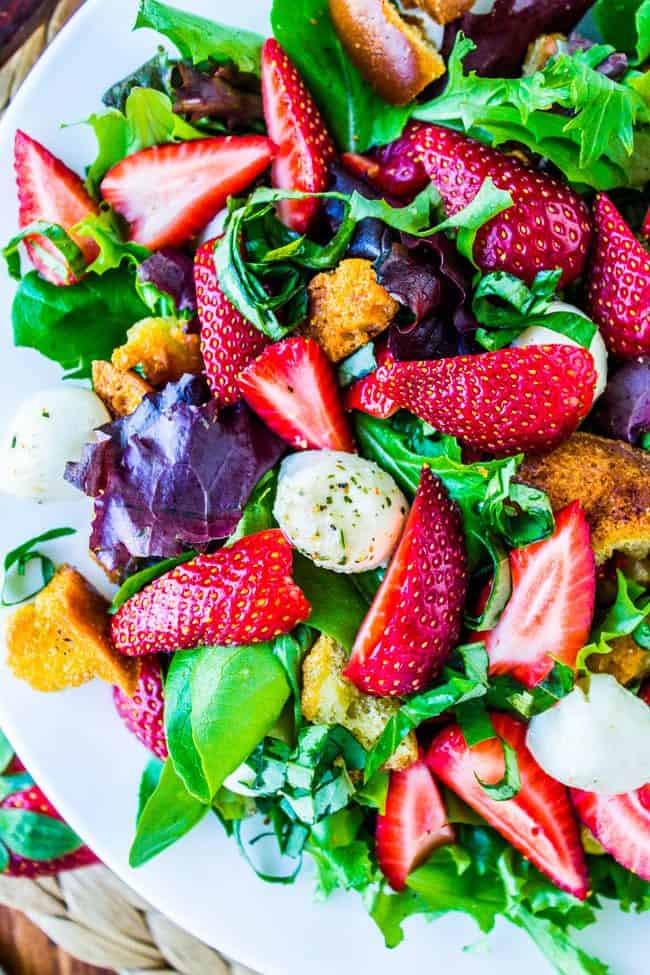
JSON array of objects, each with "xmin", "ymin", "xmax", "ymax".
[
  {"xmin": 303, "ymin": 259, "xmax": 399, "ymax": 362},
  {"xmin": 415, "ymin": 0, "xmax": 476, "ymax": 25},
  {"xmin": 587, "ymin": 635, "xmax": 650, "ymax": 686},
  {"xmin": 302, "ymin": 635, "xmax": 418, "ymax": 771},
  {"xmin": 92, "ymin": 360, "xmax": 153, "ymax": 418},
  {"xmin": 112, "ymin": 317, "xmax": 202, "ymax": 386},
  {"xmin": 6, "ymin": 566, "xmax": 139, "ymax": 696}
]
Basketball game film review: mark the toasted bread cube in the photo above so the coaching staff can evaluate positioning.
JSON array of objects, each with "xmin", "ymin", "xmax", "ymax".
[
  {"xmin": 415, "ymin": 0, "xmax": 476, "ymax": 25},
  {"xmin": 588, "ymin": 635, "xmax": 650, "ymax": 686},
  {"xmin": 6, "ymin": 566, "xmax": 139, "ymax": 696},
  {"xmin": 303, "ymin": 259, "xmax": 399, "ymax": 362},
  {"xmin": 112, "ymin": 317, "xmax": 202, "ymax": 386},
  {"xmin": 302, "ymin": 635, "xmax": 418, "ymax": 770},
  {"xmin": 92, "ymin": 360, "xmax": 153, "ymax": 418}
]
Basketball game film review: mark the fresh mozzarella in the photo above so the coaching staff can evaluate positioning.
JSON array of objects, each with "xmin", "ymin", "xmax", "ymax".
[
  {"xmin": 511, "ymin": 301, "xmax": 608, "ymax": 399},
  {"xmin": 274, "ymin": 450, "xmax": 408, "ymax": 574},
  {"xmin": 2, "ymin": 387, "xmax": 110, "ymax": 502},
  {"xmin": 526, "ymin": 674, "xmax": 650, "ymax": 796}
]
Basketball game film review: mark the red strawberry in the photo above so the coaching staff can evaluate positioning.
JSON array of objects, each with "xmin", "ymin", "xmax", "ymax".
[
  {"xmin": 345, "ymin": 122, "xmax": 429, "ymax": 200},
  {"xmin": 344, "ymin": 467, "xmax": 467, "ymax": 697},
  {"xmin": 195, "ymin": 239, "xmax": 269, "ymax": 406},
  {"xmin": 376, "ymin": 756, "xmax": 455, "ymax": 891},
  {"xmin": 479, "ymin": 502, "xmax": 595, "ymax": 688},
  {"xmin": 571, "ymin": 785, "xmax": 650, "ymax": 883},
  {"xmin": 111, "ymin": 529, "xmax": 310, "ymax": 656},
  {"xmin": 427, "ymin": 713, "xmax": 589, "ymax": 899},
  {"xmin": 378, "ymin": 346, "xmax": 597, "ymax": 456},
  {"xmin": 411, "ymin": 125, "xmax": 592, "ymax": 286},
  {"xmin": 1, "ymin": 784, "xmax": 98, "ymax": 877},
  {"xmin": 101, "ymin": 136, "xmax": 275, "ymax": 250},
  {"xmin": 261, "ymin": 39, "xmax": 336, "ymax": 233},
  {"xmin": 14, "ymin": 130, "xmax": 99, "ymax": 285},
  {"xmin": 643, "ymin": 206, "xmax": 650, "ymax": 240},
  {"xmin": 586, "ymin": 194, "xmax": 650, "ymax": 359},
  {"xmin": 113, "ymin": 656, "xmax": 168, "ymax": 760},
  {"xmin": 343, "ymin": 343, "xmax": 399, "ymax": 419},
  {"xmin": 237, "ymin": 336, "xmax": 355, "ymax": 452}
]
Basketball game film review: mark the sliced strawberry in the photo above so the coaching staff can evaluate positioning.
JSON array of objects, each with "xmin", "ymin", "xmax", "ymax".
[
  {"xmin": 571, "ymin": 784, "xmax": 650, "ymax": 882},
  {"xmin": 427, "ymin": 713, "xmax": 589, "ymax": 899},
  {"xmin": 261, "ymin": 39, "xmax": 336, "ymax": 233},
  {"xmin": 344, "ymin": 467, "xmax": 467, "ymax": 697},
  {"xmin": 111, "ymin": 529, "xmax": 310, "ymax": 656},
  {"xmin": 480, "ymin": 502, "xmax": 595, "ymax": 688},
  {"xmin": 360, "ymin": 122, "xmax": 429, "ymax": 200},
  {"xmin": 14, "ymin": 130, "xmax": 99, "ymax": 285},
  {"xmin": 101, "ymin": 136, "xmax": 275, "ymax": 250},
  {"xmin": 237, "ymin": 336, "xmax": 355, "ymax": 452},
  {"xmin": 195, "ymin": 239, "xmax": 269, "ymax": 406},
  {"xmin": 343, "ymin": 343, "xmax": 399, "ymax": 419},
  {"xmin": 113, "ymin": 656, "xmax": 168, "ymax": 760},
  {"xmin": 376, "ymin": 756, "xmax": 455, "ymax": 891},
  {"xmin": 378, "ymin": 346, "xmax": 597, "ymax": 456},
  {"xmin": 586, "ymin": 194, "xmax": 650, "ymax": 359}
]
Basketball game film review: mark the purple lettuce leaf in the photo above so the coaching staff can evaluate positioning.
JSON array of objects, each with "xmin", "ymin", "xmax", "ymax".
[
  {"xmin": 137, "ymin": 248, "xmax": 197, "ymax": 316},
  {"xmin": 593, "ymin": 358, "xmax": 650, "ymax": 445},
  {"xmin": 65, "ymin": 375, "xmax": 285, "ymax": 573}
]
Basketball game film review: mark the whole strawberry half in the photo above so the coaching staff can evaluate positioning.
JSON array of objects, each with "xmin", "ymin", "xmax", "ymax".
[
  {"xmin": 378, "ymin": 346, "xmax": 597, "ymax": 456},
  {"xmin": 411, "ymin": 125, "xmax": 592, "ymax": 287},
  {"xmin": 343, "ymin": 343, "xmax": 399, "ymax": 419},
  {"xmin": 261, "ymin": 39, "xmax": 336, "ymax": 233},
  {"xmin": 196, "ymin": 239, "xmax": 269, "ymax": 406},
  {"xmin": 14, "ymin": 130, "xmax": 99, "ymax": 285},
  {"xmin": 111, "ymin": 529, "xmax": 311, "ymax": 656},
  {"xmin": 427, "ymin": 713, "xmax": 588, "ymax": 899},
  {"xmin": 344, "ymin": 466, "xmax": 467, "ymax": 697},
  {"xmin": 586, "ymin": 194, "xmax": 650, "ymax": 359},
  {"xmin": 113, "ymin": 655, "xmax": 168, "ymax": 760},
  {"xmin": 101, "ymin": 136, "xmax": 275, "ymax": 250},
  {"xmin": 376, "ymin": 755, "xmax": 455, "ymax": 891}
]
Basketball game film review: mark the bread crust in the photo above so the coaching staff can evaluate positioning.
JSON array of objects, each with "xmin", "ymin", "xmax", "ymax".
[
  {"xmin": 414, "ymin": 0, "xmax": 476, "ymax": 26},
  {"xmin": 92, "ymin": 360, "xmax": 153, "ymax": 418}
]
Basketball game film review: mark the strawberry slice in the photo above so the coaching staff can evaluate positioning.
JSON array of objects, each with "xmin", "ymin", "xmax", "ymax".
[
  {"xmin": 343, "ymin": 343, "xmax": 399, "ymax": 419},
  {"xmin": 261, "ymin": 39, "xmax": 336, "ymax": 233},
  {"xmin": 480, "ymin": 502, "xmax": 595, "ymax": 688},
  {"xmin": 376, "ymin": 755, "xmax": 455, "ymax": 891},
  {"xmin": 14, "ymin": 130, "xmax": 99, "ymax": 285},
  {"xmin": 378, "ymin": 346, "xmax": 597, "ymax": 456},
  {"xmin": 427, "ymin": 713, "xmax": 589, "ymax": 899},
  {"xmin": 586, "ymin": 194, "xmax": 650, "ymax": 359},
  {"xmin": 111, "ymin": 529, "xmax": 310, "ymax": 656},
  {"xmin": 101, "ymin": 136, "xmax": 275, "ymax": 250},
  {"xmin": 237, "ymin": 336, "xmax": 355, "ymax": 452},
  {"xmin": 195, "ymin": 239, "xmax": 269, "ymax": 406},
  {"xmin": 113, "ymin": 656, "xmax": 168, "ymax": 760},
  {"xmin": 343, "ymin": 122, "xmax": 429, "ymax": 200},
  {"xmin": 344, "ymin": 467, "xmax": 467, "ymax": 697}
]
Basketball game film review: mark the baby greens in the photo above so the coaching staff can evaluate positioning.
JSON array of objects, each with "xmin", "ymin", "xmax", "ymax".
[{"xmin": 1, "ymin": 528, "xmax": 76, "ymax": 607}]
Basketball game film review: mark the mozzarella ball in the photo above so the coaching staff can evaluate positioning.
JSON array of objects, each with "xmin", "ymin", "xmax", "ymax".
[
  {"xmin": 274, "ymin": 450, "xmax": 408, "ymax": 573},
  {"xmin": 526, "ymin": 674, "xmax": 650, "ymax": 796},
  {"xmin": 2, "ymin": 387, "xmax": 110, "ymax": 502},
  {"xmin": 512, "ymin": 301, "xmax": 608, "ymax": 400}
]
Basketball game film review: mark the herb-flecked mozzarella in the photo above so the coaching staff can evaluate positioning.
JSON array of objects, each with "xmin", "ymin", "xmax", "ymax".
[
  {"xmin": 2, "ymin": 387, "xmax": 110, "ymax": 502},
  {"xmin": 274, "ymin": 451, "xmax": 408, "ymax": 574}
]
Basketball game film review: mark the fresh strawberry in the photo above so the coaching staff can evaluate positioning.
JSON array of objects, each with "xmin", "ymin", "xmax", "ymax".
[
  {"xmin": 586, "ymin": 194, "xmax": 650, "ymax": 359},
  {"xmin": 427, "ymin": 713, "xmax": 588, "ymax": 899},
  {"xmin": 378, "ymin": 346, "xmax": 597, "ymax": 456},
  {"xmin": 238, "ymin": 336, "xmax": 355, "ymax": 451},
  {"xmin": 101, "ymin": 136, "xmax": 275, "ymax": 250},
  {"xmin": 195, "ymin": 239, "xmax": 269, "ymax": 406},
  {"xmin": 344, "ymin": 467, "xmax": 467, "ymax": 697},
  {"xmin": 14, "ymin": 130, "xmax": 99, "ymax": 285},
  {"xmin": 479, "ymin": 502, "xmax": 595, "ymax": 688},
  {"xmin": 344, "ymin": 122, "xmax": 429, "ymax": 200},
  {"xmin": 643, "ymin": 206, "xmax": 650, "ymax": 240},
  {"xmin": 571, "ymin": 784, "xmax": 650, "ymax": 882},
  {"xmin": 111, "ymin": 529, "xmax": 310, "ymax": 656},
  {"xmin": 113, "ymin": 656, "xmax": 168, "ymax": 760},
  {"xmin": 410, "ymin": 125, "xmax": 592, "ymax": 286},
  {"xmin": 376, "ymin": 756, "xmax": 455, "ymax": 891},
  {"xmin": 261, "ymin": 39, "xmax": 336, "ymax": 233},
  {"xmin": 343, "ymin": 343, "xmax": 399, "ymax": 419},
  {"xmin": 1, "ymin": 784, "xmax": 98, "ymax": 877}
]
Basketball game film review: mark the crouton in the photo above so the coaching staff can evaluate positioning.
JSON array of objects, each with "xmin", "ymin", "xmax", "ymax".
[
  {"xmin": 414, "ymin": 0, "xmax": 476, "ymax": 26},
  {"xmin": 92, "ymin": 360, "xmax": 153, "ymax": 418},
  {"xmin": 302, "ymin": 634, "xmax": 418, "ymax": 770},
  {"xmin": 6, "ymin": 566, "xmax": 139, "ymax": 696},
  {"xmin": 303, "ymin": 259, "xmax": 399, "ymax": 362},
  {"xmin": 587, "ymin": 635, "xmax": 650, "ymax": 686},
  {"xmin": 112, "ymin": 317, "xmax": 202, "ymax": 386}
]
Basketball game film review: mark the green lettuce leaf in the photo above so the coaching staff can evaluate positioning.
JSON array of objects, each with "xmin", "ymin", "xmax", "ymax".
[
  {"xmin": 577, "ymin": 571, "xmax": 650, "ymax": 671},
  {"xmin": 594, "ymin": 0, "xmax": 650, "ymax": 65}
]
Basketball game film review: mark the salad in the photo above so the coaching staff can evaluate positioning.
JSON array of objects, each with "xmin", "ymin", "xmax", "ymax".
[{"xmin": 1, "ymin": 0, "xmax": 650, "ymax": 970}]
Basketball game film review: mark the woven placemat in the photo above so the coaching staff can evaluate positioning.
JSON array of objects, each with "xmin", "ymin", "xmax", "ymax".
[{"xmin": 0, "ymin": 2, "xmax": 258, "ymax": 971}]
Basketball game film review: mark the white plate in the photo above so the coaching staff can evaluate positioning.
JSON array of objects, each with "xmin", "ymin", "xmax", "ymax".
[{"xmin": 0, "ymin": 2, "xmax": 646, "ymax": 972}]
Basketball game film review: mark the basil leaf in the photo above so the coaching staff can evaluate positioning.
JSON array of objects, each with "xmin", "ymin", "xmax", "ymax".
[
  {"xmin": 480, "ymin": 458, "xmax": 554, "ymax": 549},
  {"xmin": 457, "ymin": 699, "xmax": 496, "ymax": 747},
  {"xmin": 0, "ymin": 844, "xmax": 9, "ymax": 874},
  {"xmin": 164, "ymin": 650, "xmax": 210, "ymax": 802},
  {"xmin": 2, "ymin": 528, "xmax": 76, "ymax": 607},
  {"xmin": 0, "ymin": 809, "xmax": 82, "ymax": 860},
  {"xmin": 475, "ymin": 735, "xmax": 521, "ymax": 801},
  {"xmin": 354, "ymin": 771, "xmax": 390, "ymax": 814},
  {"xmin": 233, "ymin": 816, "xmax": 303, "ymax": 885},
  {"xmin": 292, "ymin": 554, "xmax": 368, "ymax": 651},
  {"xmin": 577, "ymin": 571, "xmax": 650, "ymax": 671},
  {"xmin": 433, "ymin": 178, "xmax": 513, "ymax": 264},
  {"xmin": 0, "ymin": 774, "xmax": 33, "ymax": 804},
  {"xmin": 272, "ymin": 631, "xmax": 311, "ymax": 731},
  {"xmin": 0, "ymin": 731, "xmax": 15, "ymax": 776},
  {"xmin": 3, "ymin": 222, "xmax": 86, "ymax": 282},
  {"xmin": 130, "ymin": 758, "xmax": 208, "ymax": 867},
  {"xmin": 137, "ymin": 757, "xmax": 164, "ymax": 824},
  {"xmin": 103, "ymin": 49, "xmax": 174, "ymax": 111},
  {"xmin": 110, "ymin": 552, "xmax": 195, "ymax": 613},
  {"xmin": 487, "ymin": 662, "xmax": 575, "ymax": 720},
  {"xmin": 227, "ymin": 470, "xmax": 277, "ymax": 544}
]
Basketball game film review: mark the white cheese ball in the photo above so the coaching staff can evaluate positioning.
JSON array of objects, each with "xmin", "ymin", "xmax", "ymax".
[
  {"xmin": 526, "ymin": 674, "xmax": 650, "ymax": 796},
  {"xmin": 274, "ymin": 450, "xmax": 408, "ymax": 574},
  {"xmin": 2, "ymin": 386, "xmax": 110, "ymax": 502},
  {"xmin": 511, "ymin": 301, "xmax": 608, "ymax": 400}
]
